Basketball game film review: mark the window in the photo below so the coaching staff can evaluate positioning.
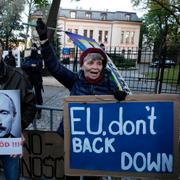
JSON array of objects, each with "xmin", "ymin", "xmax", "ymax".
[
  {"xmin": 90, "ymin": 30, "xmax": 93, "ymax": 39},
  {"xmin": 125, "ymin": 31, "xmax": 130, "ymax": 44},
  {"xmin": 127, "ymin": 49, "xmax": 131, "ymax": 59},
  {"xmin": 98, "ymin": 30, "xmax": 102, "ymax": 42},
  {"xmin": 67, "ymin": 28, "xmax": 72, "ymax": 32},
  {"xmin": 67, "ymin": 28, "xmax": 72, "ymax": 42},
  {"xmin": 74, "ymin": 29, "xmax": 78, "ymax": 34},
  {"xmin": 101, "ymin": 13, "xmax": 107, "ymax": 20},
  {"xmin": 104, "ymin": 31, "xmax": 108, "ymax": 43},
  {"xmin": 125, "ymin": 14, "xmax": 130, "ymax": 21},
  {"xmin": 85, "ymin": 12, "xmax": 92, "ymax": 19},
  {"xmin": 84, "ymin": 29, "xmax": 88, "ymax": 37},
  {"xmin": 70, "ymin": 11, "xmax": 76, "ymax": 18},
  {"xmin": 131, "ymin": 32, "xmax": 135, "ymax": 44},
  {"xmin": 121, "ymin": 31, "xmax": 124, "ymax": 43},
  {"xmin": 122, "ymin": 49, "xmax": 125, "ymax": 57}
]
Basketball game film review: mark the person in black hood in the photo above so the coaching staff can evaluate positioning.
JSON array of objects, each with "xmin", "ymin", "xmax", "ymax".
[
  {"xmin": 4, "ymin": 49, "xmax": 16, "ymax": 67},
  {"xmin": 0, "ymin": 39, "xmax": 36, "ymax": 180},
  {"xmin": 21, "ymin": 43, "xmax": 43, "ymax": 119}
]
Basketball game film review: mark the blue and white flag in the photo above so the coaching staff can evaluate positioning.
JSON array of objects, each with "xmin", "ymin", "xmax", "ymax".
[{"xmin": 65, "ymin": 31, "xmax": 131, "ymax": 94}]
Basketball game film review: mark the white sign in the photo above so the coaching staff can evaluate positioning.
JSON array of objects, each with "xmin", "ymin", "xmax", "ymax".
[
  {"xmin": 0, "ymin": 90, "xmax": 22, "ymax": 155},
  {"xmin": 0, "ymin": 138, "xmax": 22, "ymax": 155}
]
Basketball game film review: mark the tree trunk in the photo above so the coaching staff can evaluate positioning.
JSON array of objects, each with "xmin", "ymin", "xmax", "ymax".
[{"xmin": 46, "ymin": 0, "xmax": 61, "ymax": 41}]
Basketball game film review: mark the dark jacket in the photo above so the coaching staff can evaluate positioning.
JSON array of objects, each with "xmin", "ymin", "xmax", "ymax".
[
  {"xmin": 41, "ymin": 42, "xmax": 119, "ymax": 95},
  {"xmin": 4, "ymin": 54, "xmax": 16, "ymax": 67},
  {"xmin": 22, "ymin": 54, "xmax": 43, "ymax": 85},
  {"xmin": 0, "ymin": 60, "xmax": 36, "ymax": 129}
]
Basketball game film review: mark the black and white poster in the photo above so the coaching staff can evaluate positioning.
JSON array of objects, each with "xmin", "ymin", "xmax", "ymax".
[{"xmin": 0, "ymin": 90, "xmax": 22, "ymax": 155}]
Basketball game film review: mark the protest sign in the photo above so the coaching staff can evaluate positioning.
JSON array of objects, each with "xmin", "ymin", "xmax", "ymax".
[
  {"xmin": 0, "ymin": 138, "xmax": 22, "ymax": 154},
  {"xmin": 0, "ymin": 90, "xmax": 22, "ymax": 155},
  {"xmin": 20, "ymin": 130, "xmax": 65, "ymax": 179},
  {"xmin": 64, "ymin": 94, "xmax": 180, "ymax": 179}
]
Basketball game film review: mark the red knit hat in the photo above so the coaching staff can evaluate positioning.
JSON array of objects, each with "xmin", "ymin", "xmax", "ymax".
[{"xmin": 79, "ymin": 48, "xmax": 107, "ymax": 67}]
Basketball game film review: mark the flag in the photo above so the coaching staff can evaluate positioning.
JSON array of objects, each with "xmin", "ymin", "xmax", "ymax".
[{"xmin": 65, "ymin": 31, "xmax": 131, "ymax": 94}]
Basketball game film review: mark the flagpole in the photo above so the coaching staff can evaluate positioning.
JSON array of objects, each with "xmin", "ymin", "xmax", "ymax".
[{"xmin": 22, "ymin": 22, "xmax": 63, "ymax": 31}]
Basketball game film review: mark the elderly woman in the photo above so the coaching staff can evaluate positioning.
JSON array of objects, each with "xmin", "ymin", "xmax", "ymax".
[
  {"xmin": 36, "ymin": 19, "xmax": 127, "ymax": 99},
  {"xmin": 36, "ymin": 18, "xmax": 127, "ymax": 180}
]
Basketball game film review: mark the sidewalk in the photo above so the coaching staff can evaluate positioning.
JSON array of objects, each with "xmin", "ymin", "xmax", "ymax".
[{"xmin": 43, "ymin": 76, "xmax": 62, "ymax": 86}]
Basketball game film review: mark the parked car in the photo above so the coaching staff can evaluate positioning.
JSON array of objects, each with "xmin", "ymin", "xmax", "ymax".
[{"xmin": 149, "ymin": 59, "xmax": 176, "ymax": 68}]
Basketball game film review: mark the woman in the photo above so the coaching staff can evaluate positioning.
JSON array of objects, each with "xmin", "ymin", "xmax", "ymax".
[
  {"xmin": 36, "ymin": 18, "xmax": 127, "ymax": 180},
  {"xmin": 36, "ymin": 18, "xmax": 127, "ymax": 98}
]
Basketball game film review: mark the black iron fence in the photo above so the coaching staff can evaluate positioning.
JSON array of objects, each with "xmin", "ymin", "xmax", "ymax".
[{"xmin": 61, "ymin": 47, "xmax": 180, "ymax": 94}]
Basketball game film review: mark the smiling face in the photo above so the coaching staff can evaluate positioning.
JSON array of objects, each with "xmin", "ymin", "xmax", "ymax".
[
  {"xmin": 82, "ymin": 58, "xmax": 103, "ymax": 80},
  {"xmin": 81, "ymin": 53, "xmax": 105, "ymax": 80},
  {"xmin": 0, "ymin": 94, "xmax": 14, "ymax": 137}
]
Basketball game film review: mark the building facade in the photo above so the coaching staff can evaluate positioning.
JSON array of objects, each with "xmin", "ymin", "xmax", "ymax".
[
  {"xmin": 32, "ymin": 8, "xmax": 142, "ymax": 51},
  {"xmin": 58, "ymin": 8, "xmax": 142, "ymax": 50}
]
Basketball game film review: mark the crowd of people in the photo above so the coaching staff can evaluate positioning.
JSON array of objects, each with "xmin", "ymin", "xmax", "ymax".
[{"xmin": 0, "ymin": 18, "xmax": 127, "ymax": 180}]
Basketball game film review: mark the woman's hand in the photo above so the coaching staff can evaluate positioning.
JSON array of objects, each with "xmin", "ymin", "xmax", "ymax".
[
  {"xmin": 113, "ymin": 90, "xmax": 127, "ymax": 101},
  {"xmin": 36, "ymin": 18, "xmax": 48, "ymax": 41}
]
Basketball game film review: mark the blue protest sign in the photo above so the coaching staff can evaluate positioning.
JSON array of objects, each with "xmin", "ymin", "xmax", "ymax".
[{"xmin": 64, "ymin": 95, "xmax": 180, "ymax": 179}]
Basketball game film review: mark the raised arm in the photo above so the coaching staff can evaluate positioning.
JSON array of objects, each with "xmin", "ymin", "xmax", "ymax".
[{"xmin": 36, "ymin": 18, "xmax": 76, "ymax": 90}]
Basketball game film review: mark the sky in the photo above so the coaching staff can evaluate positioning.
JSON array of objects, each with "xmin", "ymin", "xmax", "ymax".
[{"xmin": 60, "ymin": 0, "xmax": 144, "ymax": 17}]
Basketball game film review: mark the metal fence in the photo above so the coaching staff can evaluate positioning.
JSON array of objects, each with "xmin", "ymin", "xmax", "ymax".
[
  {"xmin": 106, "ymin": 48, "xmax": 180, "ymax": 94},
  {"xmin": 61, "ymin": 47, "xmax": 180, "ymax": 94},
  {"xmin": 32, "ymin": 105, "xmax": 63, "ymax": 131},
  {"xmin": 120, "ymin": 63, "xmax": 180, "ymax": 94}
]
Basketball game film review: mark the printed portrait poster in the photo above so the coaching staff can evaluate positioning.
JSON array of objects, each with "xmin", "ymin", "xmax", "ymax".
[{"xmin": 0, "ymin": 90, "xmax": 22, "ymax": 155}]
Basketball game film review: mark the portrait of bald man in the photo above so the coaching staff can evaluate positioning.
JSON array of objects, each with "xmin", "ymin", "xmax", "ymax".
[{"xmin": 0, "ymin": 92, "xmax": 19, "ymax": 138}]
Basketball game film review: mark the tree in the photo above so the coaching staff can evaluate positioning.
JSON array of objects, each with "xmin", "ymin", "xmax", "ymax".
[
  {"xmin": 132, "ymin": 0, "xmax": 179, "ymax": 61},
  {"xmin": 46, "ymin": 0, "xmax": 61, "ymax": 41},
  {"xmin": 131, "ymin": 0, "xmax": 179, "ymax": 25},
  {"xmin": 22, "ymin": 0, "xmax": 49, "ymax": 48},
  {"xmin": 34, "ymin": 0, "xmax": 48, "ymax": 6},
  {"xmin": 0, "ymin": 0, "xmax": 25, "ymax": 49}
]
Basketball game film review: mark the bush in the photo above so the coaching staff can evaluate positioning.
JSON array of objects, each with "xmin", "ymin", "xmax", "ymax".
[
  {"xmin": 117, "ymin": 59, "xmax": 136, "ymax": 68},
  {"xmin": 108, "ymin": 54, "xmax": 136, "ymax": 68}
]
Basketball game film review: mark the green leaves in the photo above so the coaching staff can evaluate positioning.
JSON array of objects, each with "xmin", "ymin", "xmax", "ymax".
[
  {"xmin": 33, "ymin": 0, "xmax": 49, "ymax": 7},
  {"xmin": 0, "ymin": 0, "xmax": 25, "ymax": 48},
  {"xmin": 132, "ymin": 0, "xmax": 179, "ymax": 59}
]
